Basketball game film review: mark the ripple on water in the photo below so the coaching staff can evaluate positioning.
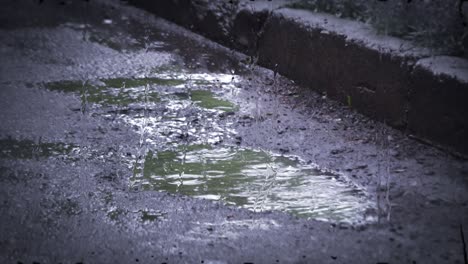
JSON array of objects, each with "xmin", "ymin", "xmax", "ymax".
[
  {"xmin": 40, "ymin": 71, "xmax": 374, "ymax": 224},
  {"xmin": 131, "ymin": 145, "xmax": 376, "ymax": 224}
]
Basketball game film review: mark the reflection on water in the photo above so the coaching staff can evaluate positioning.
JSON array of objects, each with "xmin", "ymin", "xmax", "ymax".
[
  {"xmin": 0, "ymin": 138, "xmax": 79, "ymax": 160},
  {"xmin": 39, "ymin": 67, "xmax": 374, "ymax": 224},
  {"xmin": 190, "ymin": 90, "xmax": 237, "ymax": 112},
  {"xmin": 132, "ymin": 145, "xmax": 375, "ymax": 224},
  {"xmin": 42, "ymin": 72, "xmax": 237, "ymax": 111},
  {"xmin": 43, "ymin": 78, "xmax": 170, "ymax": 107}
]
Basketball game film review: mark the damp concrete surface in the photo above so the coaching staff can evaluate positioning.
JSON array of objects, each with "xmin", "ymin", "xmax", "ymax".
[{"xmin": 0, "ymin": 1, "xmax": 467, "ymax": 263}]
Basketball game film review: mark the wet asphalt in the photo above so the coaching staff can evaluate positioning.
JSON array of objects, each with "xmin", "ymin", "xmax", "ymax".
[{"xmin": 1, "ymin": 0, "xmax": 468, "ymax": 263}]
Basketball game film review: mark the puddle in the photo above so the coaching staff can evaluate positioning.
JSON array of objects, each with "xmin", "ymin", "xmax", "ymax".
[
  {"xmin": 190, "ymin": 90, "xmax": 237, "ymax": 112},
  {"xmin": 101, "ymin": 77, "xmax": 185, "ymax": 88},
  {"xmin": 42, "ymin": 74, "xmax": 235, "ymax": 111},
  {"xmin": 1, "ymin": 0, "xmax": 381, "ymax": 234},
  {"xmin": 39, "ymin": 71, "xmax": 374, "ymax": 224},
  {"xmin": 122, "ymin": 93, "xmax": 237, "ymax": 150},
  {"xmin": 0, "ymin": 138, "xmax": 78, "ymax": 160},
  {"xmin": 131, "ymin": 145, "xmax": 375, "ymax": 224},
  {"xmin": 37, "ymin": 59, "xmax": 373, "ymax": 224},
  {"xmin": 0, "ymin": 138, "xmax": 107, "ymax": 162},
  {"xmin": 43, "ymin": 78, "xmax": 180, "ymax": 107}
]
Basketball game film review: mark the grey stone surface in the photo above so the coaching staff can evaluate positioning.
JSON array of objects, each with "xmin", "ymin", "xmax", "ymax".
[
  {"xmin": 127, "ymin": 0, "xmax": 468, "ymax": 155},
  {"xmin": 0, "ymin": 1, "xmax": 467, "ymax": 263}
]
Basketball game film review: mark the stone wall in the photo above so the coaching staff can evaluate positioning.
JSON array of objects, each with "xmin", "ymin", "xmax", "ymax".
[{"xmin": 127, "ymin": 0, "xmax": 468, "ymax": 155}]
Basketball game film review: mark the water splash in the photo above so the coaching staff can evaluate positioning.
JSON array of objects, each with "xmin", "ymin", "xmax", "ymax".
[
  {"xmin": 37, "ymin": 69, "xmax": 374, "ymax": 224},
  {"xmin": 132, "ymin": 145, "xmax": 375, "ymax": 224}
]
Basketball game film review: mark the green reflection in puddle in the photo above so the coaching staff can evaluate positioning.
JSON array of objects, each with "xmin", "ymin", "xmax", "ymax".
[
  {"xmin": 44, "ymin": 80, "xmax": 91, "ymax": 93},
  {"xmin": 102, "ymin": 77, "xmax": 185, "ymax": 88},
  {"xmin": 43, "ymin": 79, "xmax": 237, "ymax": 112},
  {"xmin": 44, "ymin": 79, "xmax": 170, "ymax": 106},
  {"xmin": 133, "ymin": 145, "xmax": 374, "ymax": 224},
  {"xmin": 0, "ymin": 138, "xmax": 77, "ymax": 160},
  {"xmin": 190, "ymin": 90, "xmax": 237, "ymax": 112}
]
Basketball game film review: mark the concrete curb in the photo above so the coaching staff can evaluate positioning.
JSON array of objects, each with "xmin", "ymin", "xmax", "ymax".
[{"xmin": 127, "ymin": 0, "xmax": 468, "ymax": 155}]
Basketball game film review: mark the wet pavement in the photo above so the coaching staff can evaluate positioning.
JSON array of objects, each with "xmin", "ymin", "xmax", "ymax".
[{"xmin": 1, "ymin": 0, "xmax": 468, "ymax": 263}]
